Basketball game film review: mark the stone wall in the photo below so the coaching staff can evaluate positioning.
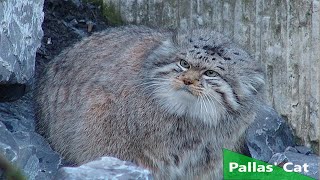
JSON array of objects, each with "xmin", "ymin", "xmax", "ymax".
[
  {"xmin": 101, "ymin": 0, "xmax": 320, "ymax": 153},
  {"xmin": 0, "ymin": 0, "xmax": 44, "ymax": 84}
]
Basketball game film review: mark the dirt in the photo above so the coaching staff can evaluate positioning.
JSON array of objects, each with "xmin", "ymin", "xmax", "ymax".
[{"xmin": 36, "ymin": 0, "xmax": 110, "ymax": 74}]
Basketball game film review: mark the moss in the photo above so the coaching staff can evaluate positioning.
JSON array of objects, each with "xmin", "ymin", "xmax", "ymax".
[
  {"xmin": 242, "ymin": 15, "xmax": 250, "ymax": 23},
  {"xmin": 0, "ymin": 155, "xmax": 26, "ymax": 180},
  {"xmin": 85, "ymin": 0, "xmax": 123, "ymax": 25},
  {"xmin": 305, "ymin": 9, "xmax": 312, "ymax": 20},
  {"xmin": 274, "ymin": 24, "xmax": 281, "ymax": 34},
  {"xmin": 102, "ymin": 2, "xmax": 124, "ymax": 25},
  {"xmin": 243, "ymin": 0, "xmax": 253, "ymax": 5}
]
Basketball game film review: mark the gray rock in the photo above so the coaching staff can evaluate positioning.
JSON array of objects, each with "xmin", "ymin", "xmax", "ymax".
[
  {"xmin": 285, "ymin": 146, "xmax": 298, "ymax": 153},
  {"xmin": 71, "ymin": 0, "xmax": 82, "ymax": 8},
  {"xmin": 268, "ymin": 151, "xmax": 319, "ymax": 179},
  {"xmin": 0, "ymin": 0, "xmax": 44, "ymax": 83},
  {"xmin": 0, "ymin": 121, "xmax": 19, "ymax": 162},
  {"xmin": 268, "ymin": 153, "xmax": 288, "ymax": 165},
  {"xmin": 0, "ymin": 94, "xmax": 62, "ymax": 179},
  {"xmin": 246, "ymin": 105, "xmax": 294, "ymax": 162},
  {"xmin": 55, "ymin": 157, "xmax": 153, "ymax": 180},
  {"xmin": 295, "ymin": 146, "xmax": 313, "ymax": 155}
]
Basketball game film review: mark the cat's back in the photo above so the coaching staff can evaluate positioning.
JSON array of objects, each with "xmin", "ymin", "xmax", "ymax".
[
  {"xmin": 36, "ymin": 26, "xmax": 169, "ymax": 109},
  {"xmin": 35, "ymin": 26, "xmax": 170, "ymax": 155},
  {"xmin": 42, "ymin": 26, "xmax": 168, "ymax": 84}
]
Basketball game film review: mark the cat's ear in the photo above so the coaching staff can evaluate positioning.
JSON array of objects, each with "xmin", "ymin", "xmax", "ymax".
[{"xmin": 150, "ymin": 37, "xmax": 177, "ymax": 60}]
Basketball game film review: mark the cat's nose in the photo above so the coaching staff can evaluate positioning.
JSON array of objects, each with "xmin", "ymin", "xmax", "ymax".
[{"xmin": 183, "ymin": 78, "xmax": 194, "ymax": 85}]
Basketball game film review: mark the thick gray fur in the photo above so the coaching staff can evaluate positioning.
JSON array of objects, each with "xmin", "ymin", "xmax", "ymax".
[{"xmin": 35, "ymin": 26, "xmax": 265, "ymax": 180}]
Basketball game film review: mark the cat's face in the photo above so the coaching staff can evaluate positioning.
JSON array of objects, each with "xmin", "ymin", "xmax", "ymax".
[{"xmin": 143, "ymin": 30, "xmax": 264, "ymax": 126}]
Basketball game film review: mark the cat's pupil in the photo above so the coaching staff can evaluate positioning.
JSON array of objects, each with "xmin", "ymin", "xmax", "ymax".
[
  {"xmin": 180, "ymin": 59, "xmax": 190, "ymax": 69},
  {"xmin": 204, "ymin": 70, "xmax": 218, "ymax": 77}
]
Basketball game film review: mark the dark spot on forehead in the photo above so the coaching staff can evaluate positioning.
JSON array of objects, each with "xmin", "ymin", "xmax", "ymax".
[
  {"xmin": 212, "ymin": 58, "xmax": 216, "ymax": 61},
  {"xmin": 224, "ymin": 57, "xmax": 231, "ymax": 60},
  {"xmin": 217, "ymin": 66, "xmax": 225, "ymax": 71},
  {"xmin": 196, "ymin": 52, "xmax": 201, "ymax": 54},
  {"xmin": 202, "ymin": 45, "xmax": 214, "ymax": 51},
  {"xmin": 199, "ymin": 37, "xmax": 203, "ymax": 40},
  {"xmin": 203, "ymin": 45, "xmax": 209, "ymax": 49},
  {"xmin": 194, "ymin": 45, "xmax": 199, "ymax": 48},
  {"xmin": 234, "ymin": 52, "xmax": 240, "ymax": 55},
  {"xmin": 189, "ymin": 38, "xmax": 193, "ymax": 43}
]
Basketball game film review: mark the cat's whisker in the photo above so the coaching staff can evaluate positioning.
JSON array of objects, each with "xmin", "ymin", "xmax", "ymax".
[
  {"xmin": 146, "ymin": 78, "xmax": 171, "ymax": 81},
  {"xmin": 204, "ymin": 93, "xmax": 224, "ymax": 118},
  {"xmin": 207, "ymin": 92, "xmax": 224, "ymax": 109},
  {"xmin": 202, "ymin": 94, "xmax": 210, "ymax": 117},
  {"xmin": 133, "ymin": 79, "xmax": 169, "ymax": 88},
  {"xmin": 139, "ymin": 83, "xmax": 163, "ymax": 90},
  {"xmin": 134, "ymin": 80, "xmax": 171, "ymax": 90},
  {"xmin": 198, "ymin": 95, "xmax": 204, "ymax": 116},
  {"xmin": 143, "ymin": 82, "xmax": 171, "ymax": 91},
  {"xmin": 146, "ymin": 85, "xmax": 172, "ymax": 100},
  {"xmin": 203, "ymin": 93, "xmax": 216, "ymax": 120}
]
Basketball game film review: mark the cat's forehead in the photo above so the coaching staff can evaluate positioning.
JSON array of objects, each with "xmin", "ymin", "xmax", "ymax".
[
  {"xmin": 177, "ymin": 45, "xmax": 237, "ymax": 67},
  {"xmin": 177, "ymin": 29, "xmax": 252, "ymax": 65},
  {"xmin": 178, "ymin": 42, "xmax": 251, "ymax": 70}
]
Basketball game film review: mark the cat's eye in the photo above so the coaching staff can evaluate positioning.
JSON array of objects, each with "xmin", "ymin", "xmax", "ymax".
[
  {"xmin": 204, "ymin": 70, "xmax": 219, "ymax": 77},
  {"xmin": 179, "ymin": 59, "xmax": 190, "ymax": 69}
]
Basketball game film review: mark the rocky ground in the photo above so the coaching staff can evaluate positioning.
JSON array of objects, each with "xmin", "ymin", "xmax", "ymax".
[{"xmin": 0, "ymin": 0, "xmax": 319, "ymax": 179}]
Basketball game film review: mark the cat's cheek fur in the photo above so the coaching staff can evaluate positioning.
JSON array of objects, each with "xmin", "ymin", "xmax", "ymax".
[
  {"xmin": 239, "ymin": 73, "xmax": 265, "ymax": 98},
  {"xmin": 153, "ymin": 84, "xmax": 226, "ymax": 126}
]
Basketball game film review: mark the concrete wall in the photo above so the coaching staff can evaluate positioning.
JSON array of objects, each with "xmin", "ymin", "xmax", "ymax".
[
  {"xmin": 102, "ymin": 0, "xmax": 320, "ymax": 153},
  {"xmin": 0, "ymin": 0, "xmax": 44, "ymax": 84}
]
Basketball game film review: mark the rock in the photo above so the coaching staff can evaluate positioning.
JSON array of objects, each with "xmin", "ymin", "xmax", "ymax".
[
  {"xmin": 0, "ymin": 94, "xmax": 62, "ymax": 180},
  {"xmin": 71, "ymin": 0, "xmax": 82, "ymax": 8},
  {"xmin": 295, "ymin": 146, "xmax": 313, "ymax": 155},
  {"xmin": 0, "ymin": 0, "xmax": 44, "ymax": 84},
  {"xmin": 0, "ymin": 121, "xmax": 19, "ymax": 162},
  {"xmin": 55, "ymin": 157, "xmax": 153, "ymax": 180},
  {"xmin": 246, "ymin": 105, "xmax": 294, "ymax": 162},
  {"xmin": 268, "ymin": 153, "xmax": 288, "ymax": 165},
  {"xmin": 268, "ymin": 151, "xmax": 319, "ymax": 179},
  {"xmin": 285, "ymin": 146, "xmax": 298, "ymax": 153}
]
